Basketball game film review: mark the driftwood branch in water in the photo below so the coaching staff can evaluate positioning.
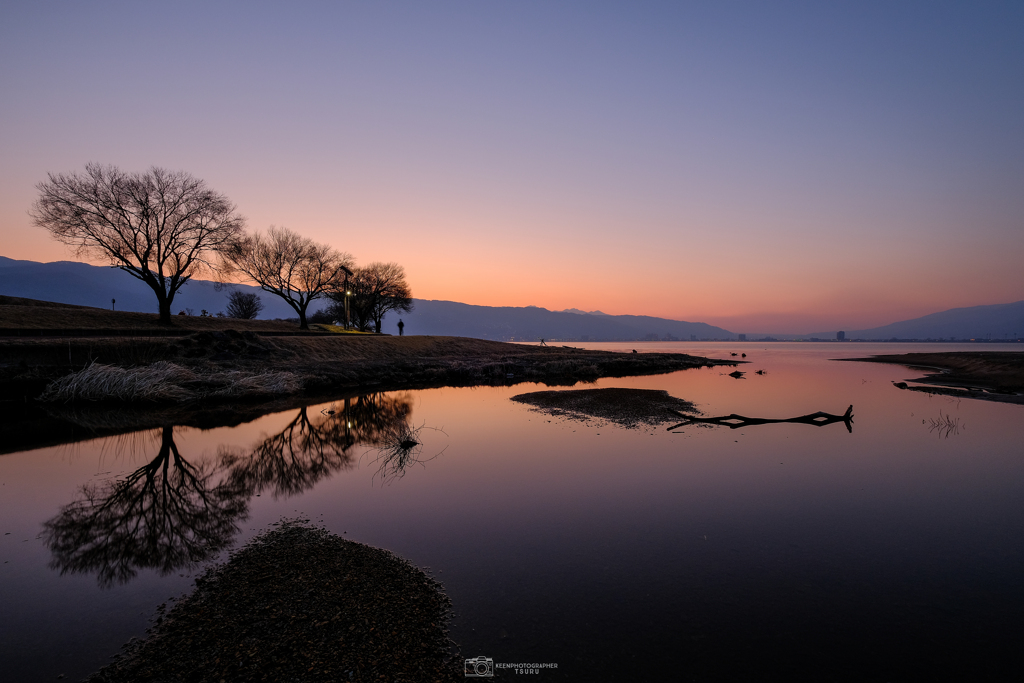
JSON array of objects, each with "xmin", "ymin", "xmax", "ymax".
[{"xmin": 667, "ymin": 405, "xmax": 854, "ymax": 433}]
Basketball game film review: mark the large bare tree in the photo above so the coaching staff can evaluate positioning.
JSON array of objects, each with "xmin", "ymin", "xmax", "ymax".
[
  {"xmin": 224, "ymin": 226, "xmax": 353, "ymax": 330},
  {"xmin": 346, "ymin": 262, "xmax": 414, "ymax": 333},
  {"xmin": 31, "ymin": 163, "xmax": 245, "ymax": 324}
]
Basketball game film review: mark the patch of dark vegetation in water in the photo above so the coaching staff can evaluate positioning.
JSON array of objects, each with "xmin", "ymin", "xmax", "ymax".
[
  {"xmin": 511, "ymin": 387, "xmax": 699, "ymax": 429},
  {"xmin": 88, "ymin": 520, "xmax": 461, "ymax": 683}
]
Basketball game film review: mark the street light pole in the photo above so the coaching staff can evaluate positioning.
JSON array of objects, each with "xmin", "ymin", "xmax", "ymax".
[{"xmin": 343, "ymin": 272, "xmax": 351, "ymax": 330}]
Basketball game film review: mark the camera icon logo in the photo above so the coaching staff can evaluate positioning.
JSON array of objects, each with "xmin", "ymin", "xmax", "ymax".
[{"xmin": 464, "ymin": 655, "xmax": 494, "ymax": 678}]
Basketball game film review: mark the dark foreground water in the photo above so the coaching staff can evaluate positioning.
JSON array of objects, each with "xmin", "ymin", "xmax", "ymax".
[{"xmin": 2, "ymin": 343, "xmax": 1023, "ymax": 681}]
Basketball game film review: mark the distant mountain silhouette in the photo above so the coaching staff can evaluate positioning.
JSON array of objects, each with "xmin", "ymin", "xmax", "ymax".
[
  {"xmin": 799, "ymin": 301, "xmax": 1024, "ymax": 341},
  {"xmin": 0, "ymin": 256, "xmax": 308, "ymax": 319},
  {"xmin": 5, "ymin": 256, "xmax": 1020, "ymax": 342},
  {"xmin": 561, "ymin": 308, "xmax": 610, "ymax": 316},
  {"xmin": 0, "ymin": 256, "xmax": 734, "ymax": 340},
  {"xmin": 377, "ymin": 299, "xmax": 734, "ymax": 341}
]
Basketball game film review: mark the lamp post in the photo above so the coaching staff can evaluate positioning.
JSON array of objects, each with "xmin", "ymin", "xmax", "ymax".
[{"xmin": 343, "ymin": 271, "xmax": 351, "ymax": 330}]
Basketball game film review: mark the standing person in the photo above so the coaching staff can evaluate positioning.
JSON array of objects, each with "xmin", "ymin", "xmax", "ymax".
[{"xmin": 397, "ymin": 319, "xmax": 405, "ymax": 336}]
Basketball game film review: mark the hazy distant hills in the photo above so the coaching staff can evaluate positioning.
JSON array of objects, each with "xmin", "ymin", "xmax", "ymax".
[
  {"xmin": 0, "ymin": 256, "xmax": 734, "ymax": 340},
  {"xmin": 2, "ymin": 256, "xmax": 1021, "ymax": 341},
  {"xmin": 375, "ymin": 300, "xmax": 733, "ymax": 341},
  {"xmin": 0, "ymin": 256, "xmax": 302, "ymax": 319},
  {"xmin": 828, "ymin": 301, "xmax": 1024, "ymax": 341}
]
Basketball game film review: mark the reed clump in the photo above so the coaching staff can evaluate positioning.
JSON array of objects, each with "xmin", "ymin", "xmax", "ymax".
[
  {"xmin": 208, "ymin": 370, "xmax": 302, "ymax": 398},
  {"xmin": 39, "ymin": 361, "xmax": 301, "ymax": 403},
  {"xmin": 39, "ymin": 361, "xmax": 196, "ymax": 402}
]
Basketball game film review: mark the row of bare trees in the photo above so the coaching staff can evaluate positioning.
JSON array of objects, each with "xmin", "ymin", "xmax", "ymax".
[{"xmin": 31, "ymin": 163, "xmax": 413, "ymax": 330}]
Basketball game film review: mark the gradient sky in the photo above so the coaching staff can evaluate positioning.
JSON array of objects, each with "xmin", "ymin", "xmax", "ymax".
[{"xmin": 2, "ymin": 1, "xmax": 1022, "ymax": 333}]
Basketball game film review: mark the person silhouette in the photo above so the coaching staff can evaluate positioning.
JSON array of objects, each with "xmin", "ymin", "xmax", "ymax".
[{"xmin": 397, "ymin": 319, "xmax": 405, "ymax": 336}]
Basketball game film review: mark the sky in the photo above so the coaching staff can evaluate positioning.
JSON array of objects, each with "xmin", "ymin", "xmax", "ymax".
[{"xmin": 2, "ymin": 1, "xmax": 1022, "ymax": 333}]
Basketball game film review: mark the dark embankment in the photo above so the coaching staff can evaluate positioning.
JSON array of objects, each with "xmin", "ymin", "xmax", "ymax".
[
  {"xmin": 842, "ymin": 352, "xmax": 1024, "ymax": 404},
  {"xmin": 0, "ymin": 297, "xmax": 735, "ymax": 405},
  {"xmin": 0, "ymin": 294, "xmax": 308, "ymax": 334},
  {"xmin": 88, "ymin": 521, "xmax": 461, "ymax": 683}
]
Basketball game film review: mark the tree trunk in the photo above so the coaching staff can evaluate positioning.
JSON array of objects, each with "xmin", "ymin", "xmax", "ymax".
[
  {"xmin": 154, "ymin": 289, "xmax": 173, "ymax": 325},
  {"xmin": 298, "ymin": 303, "xmax": 310, "ymax": 330},
  {"xmin": 374, "ymin": 318, "xmax": 382, "ymax": 334}
]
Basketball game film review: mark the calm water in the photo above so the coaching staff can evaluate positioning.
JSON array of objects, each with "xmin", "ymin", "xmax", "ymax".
[{"xmin": 2, "ymin": 343, "xmax": 1022, "ymax": 681}]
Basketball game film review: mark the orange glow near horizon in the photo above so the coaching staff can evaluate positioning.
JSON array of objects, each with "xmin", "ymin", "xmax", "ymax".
[{"xmin": 2, "ymin": 3, "xmax": 1023, "ymax": 334}]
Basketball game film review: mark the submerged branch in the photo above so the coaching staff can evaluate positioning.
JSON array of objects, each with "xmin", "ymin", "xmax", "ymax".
[{"xmin": 667, "ymin": 405, "xmax": 854, "ymax": 433}]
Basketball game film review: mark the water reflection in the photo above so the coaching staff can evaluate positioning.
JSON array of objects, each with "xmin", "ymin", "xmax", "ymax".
[
  {"xmin": 43, "ymin": 426, "xmax": 249, "ymax": 587},
  {"xmin": 367, "ymin": 423, "xmax": 448, "ymax": 485},
  {"xmin": 43, "ymin": 392, "xmax": 422, "ymax": 586},
  {"xmin": 221, "ymin": 393, "xmax": 414, "ymax": 498},
  {"xmin": 668, "ymin": 405, "xmax": 855, "ymax": 433},
  {"xmin": 926, "ymin": 410, "xmax": 964, "ymax": 438}
]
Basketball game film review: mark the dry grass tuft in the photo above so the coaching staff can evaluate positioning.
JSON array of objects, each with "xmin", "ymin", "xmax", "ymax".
[
  {"xmin": 39, "ymin": 361, "xmax": 196, "ymax": 402},
  {"xmin": 208, "ymin": 370, "xmax": 302, "ymax": 398},
  {"xmin": 39, "ymin": 361, "xmax": 302, "ymax": 403}
]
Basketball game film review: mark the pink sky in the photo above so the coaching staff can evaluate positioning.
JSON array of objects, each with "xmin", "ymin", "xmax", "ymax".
[{"xmin": 2, "ymin": 3, "xmax": 1022, "ymax": 333}]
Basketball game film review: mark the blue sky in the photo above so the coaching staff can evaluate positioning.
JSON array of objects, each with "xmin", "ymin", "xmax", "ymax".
[{"xmin": 2, "ymin": 1, "xmax": 1022, "ymax": 331}]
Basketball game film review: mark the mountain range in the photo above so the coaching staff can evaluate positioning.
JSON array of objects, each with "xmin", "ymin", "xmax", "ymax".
[
  {"xmin": 805, "ymin": 301, "xmax": 1024, "ymax": 342},
  {"xmin": 1, "ymin": 256, "xmax": 1021, "ymax": 342}
]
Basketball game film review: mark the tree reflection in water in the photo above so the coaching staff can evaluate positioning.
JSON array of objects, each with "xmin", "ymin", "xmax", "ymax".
[
  {"xmin": 221, "ymin": 392, "xmax": 415, "ymax": 498},
  {"xmin": 43, "ymin": 426, "xmax": 249, "ymax": 587},
  {"xmin": 43, "ymin": 392, "xmax": 420, "ymax": 587},
  {"xmin": 367, "ymin": 422, "xmax": 448, "ymax": 485}
]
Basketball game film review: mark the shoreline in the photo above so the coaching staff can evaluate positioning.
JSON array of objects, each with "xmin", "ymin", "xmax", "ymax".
[
  {"xmin": 0, "ymin": 340, "xmax": 732, "ymax": 456},
  {"xmin": 1, "ymin": 332, "xmax": 733, "ymax": 400},
  {"xmin": 0, "ymin": 300, "xmax": 737, "ymax": 453},
  {"xmin": 840, "ymin": 352, "xmax": 1024, "ymax": 405}
]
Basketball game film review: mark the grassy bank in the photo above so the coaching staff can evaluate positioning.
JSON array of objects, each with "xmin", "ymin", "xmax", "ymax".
[
  {"xmin": 0, "ymin": 294, "xmax": 308, "ymax": 333},
  {"xmin": 1, "ymin": 298, "xmax": 735, "ymax": 404}
]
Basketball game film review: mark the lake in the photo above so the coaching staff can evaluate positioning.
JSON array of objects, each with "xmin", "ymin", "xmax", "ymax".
[{"xmin": 2, "ymin": 342, "xmax": 1022, "ymax": 681}]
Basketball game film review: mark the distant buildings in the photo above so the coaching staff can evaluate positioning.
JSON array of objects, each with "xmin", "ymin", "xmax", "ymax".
[
  {"xmin": 837, "ymin": 330, "xmax": 846, "ymax": 341},
  {"xmin": 738, "ymin": 334, "xmax": 747, "ymax": 341}
]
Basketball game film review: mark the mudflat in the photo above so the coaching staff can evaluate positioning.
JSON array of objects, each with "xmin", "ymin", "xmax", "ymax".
[{"xmin": 843, "ymin": 352, "xmax": 1024, "ymax": 403}]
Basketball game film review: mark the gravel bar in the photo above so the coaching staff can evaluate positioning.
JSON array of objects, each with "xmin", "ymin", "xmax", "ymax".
[{"xmin": 88, "ymin": 521, "xmax": 461, "ymax": 682}]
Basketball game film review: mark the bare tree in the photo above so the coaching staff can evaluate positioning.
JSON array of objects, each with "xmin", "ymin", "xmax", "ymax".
[
  {"xmin": 344, "ymin": 262, "xmax": 414, "ymax": 333},
  {"xmin": 31, "ymin": 164, "xmax": 245, "ymax": 325},
  {"xmin": 225, "ymin": 290, "xmax": 264, "ymax": 319},
  {"xmin": 223, "ymin": 226, "xmax": 353, "ymax": 330}
]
